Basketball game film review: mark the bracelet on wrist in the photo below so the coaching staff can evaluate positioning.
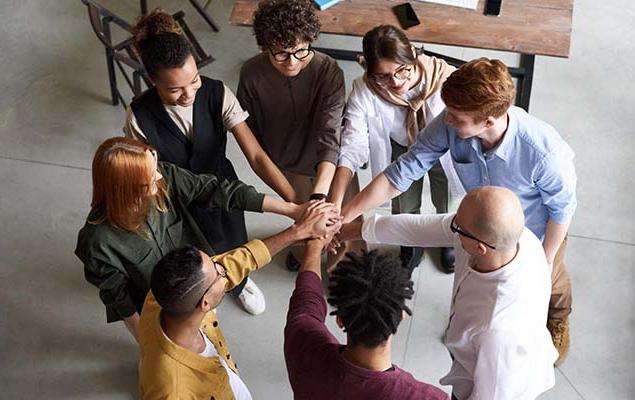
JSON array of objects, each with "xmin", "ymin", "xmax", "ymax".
[{"xmin": 309, "ymin": 193, "xmax": 327, "ymax": 201}]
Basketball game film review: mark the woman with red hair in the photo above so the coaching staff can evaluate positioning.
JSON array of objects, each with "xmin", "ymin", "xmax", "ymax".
[{"xmin": 75, "ymin": 137, "xmax": 303, "ymax": 340}]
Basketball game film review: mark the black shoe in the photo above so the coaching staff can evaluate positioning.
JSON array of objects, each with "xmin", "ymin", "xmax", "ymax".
[
  {"xmin": 400, "ymin": 246, "xmax": 424, "ymax": 275},
  {"xmin": 285, "ymin": 252, "xmax": 300, "ymax": 272},
  {"xmin": 440, "ymin": 247, "xmax": 455, "ymax": 274}
]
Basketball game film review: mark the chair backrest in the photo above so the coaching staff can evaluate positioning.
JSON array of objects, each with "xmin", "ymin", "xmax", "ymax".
[{"xmin": 82, "ymin": 0, "xmax": 133, "ymax": 50}]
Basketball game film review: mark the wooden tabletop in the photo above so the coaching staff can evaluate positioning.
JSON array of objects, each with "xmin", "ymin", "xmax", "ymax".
[{"xmin": 230, "ymin": 0, "xmax": 573, "ymax": 58}]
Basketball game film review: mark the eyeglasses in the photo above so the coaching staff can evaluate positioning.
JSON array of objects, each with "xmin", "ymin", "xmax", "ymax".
[
  {"xmin": 450, "ymin": 215, "xmax": 497, "ymax": 250},
  {"xmin": 372, "ymin": 65, "xmax": 412, "ymax": 86},
  {"xmin": 196, "ymin": 260, "xmax": 227, "ymax": 307},
  {"xmin": 268, "ymin": 45, "xmax": 313, "ymax": 62}
]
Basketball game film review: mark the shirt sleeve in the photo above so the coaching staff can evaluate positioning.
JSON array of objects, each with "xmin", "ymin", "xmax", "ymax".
[
  {"xmin": 384, "ymin": 112, "xmax": 451, "ymax": 192},
  {"xmin": 236, "ymin": 73, "xmax": 262, "ymax": 139},
  {"xmin": 162, "ymin": 162, "xmax": 265, "ymax": 213},
  {"xmin": 362, "ymin": 213, "xmax": 456, "ymax": 248},
  {"xmin": 284, "ymin": 271, "xmax": 338, "ymax": 374},
  {"xmin": 338, "ymin": 79, "xmax": 371, "ymax": 172},
  {"xmin": 221, "ymin": 84, "xmax": 250, "ymax": 131},
  {"xmin": 468, "ymin": 330, "xmax": 530, "ymax": 400},
  {"xmin": 123, "ymin": 106, "xmax": 149, "ymax": 143},
  {"xmin": 313, "ymin": 59, "xmax": 345, "ymax": 167},
  {"xmin": 534, "ymin": 149, "xmax": 577, "ymax": 224},
  {"xmin": 214, "ymin": 240, "xmax": 272, "ymax": 292},
  {"xmin": 77, "ymin": 239, "xmax": 138, "ymax": 323}
]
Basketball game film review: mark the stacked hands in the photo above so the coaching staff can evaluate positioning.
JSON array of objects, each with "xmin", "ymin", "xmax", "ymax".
[{"xmin": 291, "ymin": 200, "xmax": 344, "ymax": 253}]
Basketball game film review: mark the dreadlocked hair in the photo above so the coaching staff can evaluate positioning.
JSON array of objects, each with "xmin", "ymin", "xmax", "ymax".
[{"xmin": 327, "ymin": 250, "xmax": 414, "ymax": 347}]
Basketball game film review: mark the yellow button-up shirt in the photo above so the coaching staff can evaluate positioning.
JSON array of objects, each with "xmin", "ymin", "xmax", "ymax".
[{"xmin": 138, "ymin": 240, "xmax": 272, "ymax": 400}]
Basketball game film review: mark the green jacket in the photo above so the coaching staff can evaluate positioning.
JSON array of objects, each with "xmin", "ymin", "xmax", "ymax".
[{"xmin": 75, "ymin": 162, "xmax": 265, "ymax": 323}]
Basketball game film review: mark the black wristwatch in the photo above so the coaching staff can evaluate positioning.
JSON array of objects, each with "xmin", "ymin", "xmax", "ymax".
[{"xmin": 308, "ymin": 193, "xmax": 327, "ymax": 201}]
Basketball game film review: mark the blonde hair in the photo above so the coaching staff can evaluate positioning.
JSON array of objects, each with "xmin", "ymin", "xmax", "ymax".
[
  {"xmin": 90, "ymin": 137, "xmax": 167, "ymax": 234},
  {"xmin": 441, "ymin": 58, "xmax": 515, "ymax": 122}
]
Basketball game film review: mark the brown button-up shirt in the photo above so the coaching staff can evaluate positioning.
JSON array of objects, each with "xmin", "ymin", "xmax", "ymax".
[{"xmin": 237, "ymin": 51, "xmax": 344, "ymax": 177}]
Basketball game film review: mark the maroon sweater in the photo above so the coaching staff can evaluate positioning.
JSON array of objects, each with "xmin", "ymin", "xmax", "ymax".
[{"xmin": 284, "ymin": 271, "xmax": 449, "ymax": 400}]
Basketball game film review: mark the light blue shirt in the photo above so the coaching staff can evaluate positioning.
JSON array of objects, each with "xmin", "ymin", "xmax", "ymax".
[{"xmin": 384, "ymin": 106, "xmax": 577, "ymax": 240}]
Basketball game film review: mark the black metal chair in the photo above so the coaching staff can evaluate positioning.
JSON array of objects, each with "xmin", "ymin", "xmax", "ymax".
[{"xmin": 81, "ymin": 0, "xmax": 214, "ymax": 108}]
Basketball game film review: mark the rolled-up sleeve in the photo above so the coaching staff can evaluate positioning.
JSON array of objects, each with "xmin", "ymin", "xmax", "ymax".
[
  {"xmin": 314, "ymin": 60, "xmax": 345, "ymax": 167},
  {"xmin": 384, "ymin": 112, "xmax": 450, "ymax": 192},
  {"xmin": 535, "ymin": 149, "xmax": 577, "ymax": 224},
  {"xmin": 162, "ymin": 162, "xmax": 265, "ymax": 213},
  {"xmin": 215, "ymin": 240, "xmax": 272, "ymax": 292}
]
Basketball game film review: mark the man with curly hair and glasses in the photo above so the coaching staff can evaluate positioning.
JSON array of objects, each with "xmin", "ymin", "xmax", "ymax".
[{"xmin": 237, "ymin": 0, "xmax": 364, "ymax": 272}]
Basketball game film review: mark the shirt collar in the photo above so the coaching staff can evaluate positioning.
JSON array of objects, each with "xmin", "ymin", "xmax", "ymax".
[{"xmin": 490, "ymin": 110, "xmax": 517, "ymax": 161}]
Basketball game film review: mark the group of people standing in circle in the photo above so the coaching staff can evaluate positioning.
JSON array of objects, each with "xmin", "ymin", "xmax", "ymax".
[{"xmin": 75, "ymin": 0, "xmax": 577, "ymax": 399}]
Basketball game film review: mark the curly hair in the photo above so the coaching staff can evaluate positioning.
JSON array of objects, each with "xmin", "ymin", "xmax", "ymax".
[
  {"xmin": 252, "ymin": 0, "xmax": 321, "ymax": 49},
  {"xmin": 131, "ymin": 9, "xmax": 192, "ymax": 78},
  {"xmin": 441, "ymin": 58, "xmax": 515, "ymax": 121},
  {"xmin": 327, "ymin": 250, "xmax": 414, "ymax": 347}
]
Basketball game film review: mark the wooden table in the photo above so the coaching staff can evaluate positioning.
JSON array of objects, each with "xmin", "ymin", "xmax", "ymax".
[{"xmin": 230, "ymin": 0, "xmax": 574, "ymax": 110}]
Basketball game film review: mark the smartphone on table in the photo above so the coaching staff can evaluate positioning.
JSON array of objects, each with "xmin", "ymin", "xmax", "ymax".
[{"xmin": 392, "ymin": 3, "xmax": 421, "ymax": 30}]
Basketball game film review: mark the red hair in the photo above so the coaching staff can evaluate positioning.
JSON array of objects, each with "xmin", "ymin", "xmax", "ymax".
[
  {"xmin": 90, "ymin": 137, "xmax": 167, "ymax": 233},
  {"xmin": 441, "ymin": 58, "xmax": 515, "ymax": 121}
]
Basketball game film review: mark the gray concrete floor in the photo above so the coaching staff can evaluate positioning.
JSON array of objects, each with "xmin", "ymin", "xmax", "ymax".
[{"xmin": 0, "ymin": 0, "xmax": 633, "ymax": 399}]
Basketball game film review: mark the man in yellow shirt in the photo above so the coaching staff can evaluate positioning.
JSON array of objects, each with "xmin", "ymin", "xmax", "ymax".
[{"xmin": 138, "ymin": 202, "xmax": 339, "ymax": 399}]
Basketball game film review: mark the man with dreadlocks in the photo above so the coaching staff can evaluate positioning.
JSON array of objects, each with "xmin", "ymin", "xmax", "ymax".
[{"xmin": 283, "ymin": 239, "xmax": 448, "ymax": 399}]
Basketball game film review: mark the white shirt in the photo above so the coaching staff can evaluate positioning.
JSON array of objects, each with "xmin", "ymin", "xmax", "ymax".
[
  {"xmin": 362, "ymin": 213, "xmax": 558, "ymax": 400},
  {"xmin": 200, "ymin": 330, "xmax": 253, "ymax": 400},
  {"xmin": 338, "ymin": 76, "xmax": 464, "ymax": 200}
]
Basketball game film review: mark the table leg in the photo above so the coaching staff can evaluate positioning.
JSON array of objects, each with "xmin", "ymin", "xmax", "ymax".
[
  {"xmin": 140, "ymin": 0, "xmax": 147, "ymax": 14},
  {"xmin": 514, "ymin": 54, "xmax": 535, "ymax": 111}
]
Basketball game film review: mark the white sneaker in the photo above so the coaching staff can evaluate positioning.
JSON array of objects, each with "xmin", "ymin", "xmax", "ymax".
[{"xmin": 237, "ymin": 277, "xmax": 266, "ymax": 315}]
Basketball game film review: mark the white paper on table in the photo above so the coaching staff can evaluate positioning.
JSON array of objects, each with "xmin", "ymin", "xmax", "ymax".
[{"xmin": 416, "ymin": 0, "xmax": 479, "ymax": 10}]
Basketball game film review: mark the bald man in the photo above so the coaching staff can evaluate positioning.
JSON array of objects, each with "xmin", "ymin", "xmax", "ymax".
[{"xmin": 338, "ymin": 186, "xmax": 558, "ymax": 400}]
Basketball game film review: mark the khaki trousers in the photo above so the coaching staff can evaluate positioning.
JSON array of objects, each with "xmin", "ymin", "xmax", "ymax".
[
  {"xmin": 550, "ymin": 236, "xmax": 572, "ymax": 320},
  {"xmin": 283, "ymin": 170, "xmax": 366, "ymax": 270},
  {"xmin": 390, "ymin": 140, "xmax": 452, "ymax": 215}
]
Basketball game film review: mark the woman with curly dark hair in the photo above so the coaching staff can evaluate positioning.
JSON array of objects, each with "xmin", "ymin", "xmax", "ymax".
[
  {"xmin": 123, "ymin": 9, "xmax": 301, "ymax": 316},
  {"xmin": 237, "ymin": 0, "xmax": 364, "ymax": 272}
]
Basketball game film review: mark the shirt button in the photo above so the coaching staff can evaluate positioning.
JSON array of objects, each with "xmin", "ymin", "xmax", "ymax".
[
  {"xmin": 213, "ymin": 321, "xmax": 218, "ymax": 327},
  {"xmin": 226, "ymin": 354, "xmax": 231, "ymax": 359}
]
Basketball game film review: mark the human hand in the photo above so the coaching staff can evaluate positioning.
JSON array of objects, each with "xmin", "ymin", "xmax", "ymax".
[{"xmin": 294, "ymin": 200, "xmax": 342, "ymax": 241}]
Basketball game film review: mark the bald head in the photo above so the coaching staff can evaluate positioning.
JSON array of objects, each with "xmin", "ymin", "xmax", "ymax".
[{"xmin": 457, "ymin": 186, "xmax": 525, "ymax": 251}]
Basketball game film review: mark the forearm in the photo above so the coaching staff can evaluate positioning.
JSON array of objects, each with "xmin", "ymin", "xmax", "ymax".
[
  {"xmin": 337, "ymin": 222, "xmax": 363, "ymax": 243},
  {"xmin": 251, "ymin": 155, "xmax": 298, "ymax": 202},
  {"xmin": 123, "ymin": 313, "xmax": 140, "ymax": 343},
  {"xmin": 312, "ymin": 161, "xmax": 337, "ymax": 196},
  {"xmin": 543, "ymin": 219, "xmax": 570, "ymax": 264},
  {"xmin": 261, "ymin": 226, "xmax": 302, "ymax": 258},
  {"xmin": 328, "ymin": 167, "xmax": 354, "ymax": 210},
  {"xmin": 262, "ymin": 196, "xmax": 301, "ymax": 220},
  {"xmin": 341, "ymin": 173, "xmax": 402, "ymax": 223},
  {"xmin": 299, "ymin": 240, "xmax": 324, "ymax": 278}
]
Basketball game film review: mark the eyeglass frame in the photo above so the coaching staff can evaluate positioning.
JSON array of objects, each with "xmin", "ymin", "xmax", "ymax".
[
  {"xmin": 371, "ymin": 64, "xmax": 413, "ymax": 86},
  {"xmin": 450, "ymin": 215, "xmax": 497, "ymax": 250},
  {"xmin": 268, "ymin": 45, "xmax": 314, "ymax": 62},
  {"xmin": 196, "ymin": 260, "xmax": 228, "ymax": 307}
]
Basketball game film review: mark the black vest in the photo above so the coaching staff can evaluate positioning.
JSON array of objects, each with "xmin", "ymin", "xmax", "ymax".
[{"xmin": 131, "ymin": 77, "xmax": 247, "ymax": 253}]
